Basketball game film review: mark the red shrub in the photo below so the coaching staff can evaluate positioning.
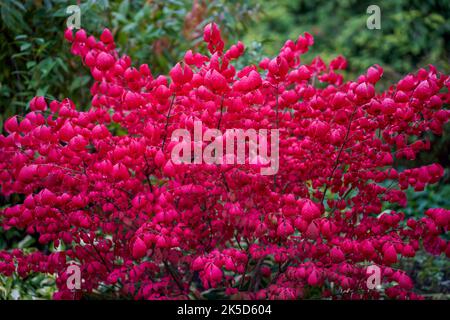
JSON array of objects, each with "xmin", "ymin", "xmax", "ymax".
[{"xmin": 0, "ymin": 24, "xmax": 449, "ymax": 300}]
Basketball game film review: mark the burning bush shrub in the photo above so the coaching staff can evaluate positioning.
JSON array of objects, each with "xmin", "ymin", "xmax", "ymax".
[{"xmin": 0, "ymin": 23, "xmax": 449, "ymax": 299}]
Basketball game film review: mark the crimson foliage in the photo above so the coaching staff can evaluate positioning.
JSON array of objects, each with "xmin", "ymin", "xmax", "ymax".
[{"xmin": 0, "ymin": 24, "xmax": 449, "ymax": 299}]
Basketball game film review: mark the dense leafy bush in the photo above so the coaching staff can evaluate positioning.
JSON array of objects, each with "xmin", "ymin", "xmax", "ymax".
[{"xmin": 0, "ymin": 23, "xmax": 449, "ymax": 300}]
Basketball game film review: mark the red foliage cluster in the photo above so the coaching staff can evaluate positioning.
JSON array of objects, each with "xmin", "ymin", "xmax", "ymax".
[{"xmin": 0, "ymin": 23, "xmax": 449, "ymax": 300}]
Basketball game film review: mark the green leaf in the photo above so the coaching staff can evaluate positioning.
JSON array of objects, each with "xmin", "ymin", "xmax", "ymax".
[
  {"xmin": 20, "ymin": 42, "xmax": 31, "ymax": 51},
  {"xmin": 17, "ymin": 235, "xmax": 35, "ymax": 249}
]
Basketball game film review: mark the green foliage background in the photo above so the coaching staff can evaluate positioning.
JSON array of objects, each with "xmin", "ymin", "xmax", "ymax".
[{"xmin": 0, "ymin": 0, "xmax": 449, "ymax": 299}]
